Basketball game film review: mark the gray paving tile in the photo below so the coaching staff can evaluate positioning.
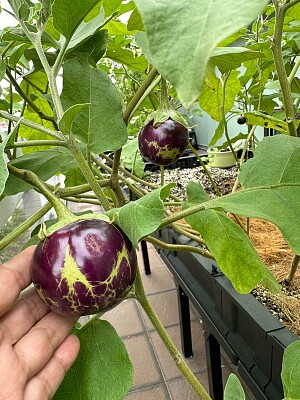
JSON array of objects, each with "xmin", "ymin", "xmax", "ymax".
[
  {"xmin": 123, "ymin": 333, "xmax": 164, "ymax": 390},
  {"xmin": 125, "ymin": 383, "xmax": 170, "ymax": 400}
]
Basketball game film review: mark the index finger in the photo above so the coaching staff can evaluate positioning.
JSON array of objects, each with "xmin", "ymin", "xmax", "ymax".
[{"xmin": 0, "ymin": 246, "xmax": 36, "ymax": 317}]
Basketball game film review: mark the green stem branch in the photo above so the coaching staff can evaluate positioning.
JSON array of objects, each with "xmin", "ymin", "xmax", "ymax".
[
  {"xmin": 171, "ymin": 222, "xmax": 206, "ymax": 246},
  {"xmin": 221, "ymin": 73, "xmax": 239, "ymax": 164},
  {"xmin": 5, "ymin": 67, "xmax": 55, "ymax": 123},
  {"xmin": 271, "ymin": 2, "xmax": 297, "ymax": 136},
  {"xmin": 63, "ymin": 197, "xmax": 101, "ymax": 206},
  {"xmin": 68, "ymin": 138, "xmax": 111, "ymax": 211},
  {"xmin": 160, "ymin": 78, "xmax": 170, "ymax": 111},
  {"xmin": 6, "ymin": 140, "xmax": 68, "ymax": 149},
  {"xmin": 8, "ymin": 164, "xmax": 72, "ymax": 220},
  {"xmin": 232, "ymin": 125, "xmax": 257, "ymax": 193},
  {"xmin": 188, "ymin": 143, "xmax": 221, "ymax": 196},
  {"xmin": 0, "ymin": 112, "xmax": 65, "ymax": 141},
  {"xmin": 288, "ymin": 56, "xmax": 300, "ymax": 85},
  {"xmin": 32, "ymin": 33, "xmax": 64, "ymax": 120},
  {"xmin": 111, "ymin": 149, "xmax": 125, "ymax": 207},
  {"xmin": 285, "ymin": 254, "xmax": 300, "ymax": 284},
  {"xmin": 0, "ymin": 202, "xmax": 52, "ymax": 251},
  {"xmin": 123, "ymin": 68, "xmax": 158, "ymax": 124},
  {"xmin": 133, "ymin": 268, "xmax": 212, "ymax": 400},
  {"xmin": 284, "ymin": 0, "xmax": 300, "ymax": 11},
  {"xmin": 146, "ymin": 235, "xmax": 214, "ymax": 259},
  {"xmin": 95, "ymin": 154, "xmax": 182, "ymax": 202}
]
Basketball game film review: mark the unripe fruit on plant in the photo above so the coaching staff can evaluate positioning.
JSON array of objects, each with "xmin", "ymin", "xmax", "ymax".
[
  {"xmin": 138, "ymin": 118, "xmax": 189, "ymax": 166},
  {"xmin": 31, "ymin": 219, "xmax": 136, "ymax": 316},
  {"xmin": 237, "ymin": 116, "xmax": 247, "ymax": 125}
]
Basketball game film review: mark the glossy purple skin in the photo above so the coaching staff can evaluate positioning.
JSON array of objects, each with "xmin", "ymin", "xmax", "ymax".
[
  {"xmin": 138, "ymin": 118, "xmax": 189, "ymax": 166},
  {"xmin": 31, "ymin": 219, "xmax": 136, "ymax": 316}
]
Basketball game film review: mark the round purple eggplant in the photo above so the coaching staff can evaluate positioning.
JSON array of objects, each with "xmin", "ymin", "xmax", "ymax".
[
  {"xmin": 138, "ymin": 118, "xmax": 189, "ymax": 166},
  {"xmin": 237, "ymin": 116, "xmax": 247, "ymax": 125},
  {"xmin": 31, "ymin": 219, "xmax": 136, "ymax": 316}
]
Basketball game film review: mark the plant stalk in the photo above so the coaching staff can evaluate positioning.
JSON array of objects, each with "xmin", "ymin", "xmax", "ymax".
[
  {"xmin": 271, "ymin": 1, "xmax": 297, "ymax": 136},
  {"xmin": 123, "ymin": 68, "xmax": 158, "ymax": 124},
  {"xmin": 0, "ymin": 202, "xmax": 52, "ymax": 251},
  {"xmin": 171, "ymin": 222, "xmax": 206, "ymax": 246},
  {"xmin": 133, "ymin": 268, "xmax": 212, "ymax": 400},
  {"xmin": 160, "ymin": 165, "xmax": 165, "ymax": 186},
  {"xmin": 232, "ymin": 125, "xmax": 257, "ymax": 194},
  {"xmin": 221, "ymin": 73, "xmax": 239, "ymax": 164},
  {"xmin": 188, "ymin": 143, "xmax": 221, "ymax": 196},
  {"xmin": 68, "ymin": 139, "xmax": 111, "ymax": 211},
  {"xmin": 146, "ymin": 235, "xmax": 214, "ymax": 259},
  {"xmin": 111, "ymin": 148, "xmax": 125, "ymax": 207},
  {"xmin": 6, "ymin": 140, "xmax": 68, "ymax": 149},
  {"xmin": 95, "ymin": 153, "xmax": 182, "ymax": 202},
  {"xmin": 5, "ymin": 67, "xmax": 55, "ymax": 123},
  {"xmin": 285, "ymin": 254, "xmax": 300, "ymax": 284},
  {"xmin": 0, "ymin": 112, "xmax": 66, "ymax": 141},
  {"xmin": 160, "ymin": 78, "xmax": 170, "ymax": 111},
  {"xmin": 7, "ymin": 164, "xmax": 72, "ymax": 220}
]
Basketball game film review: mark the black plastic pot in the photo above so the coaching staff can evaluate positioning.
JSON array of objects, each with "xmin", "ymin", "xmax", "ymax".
[{"xmin": 150, "ymin": 227, "xmax": 298, "ymax": 400}]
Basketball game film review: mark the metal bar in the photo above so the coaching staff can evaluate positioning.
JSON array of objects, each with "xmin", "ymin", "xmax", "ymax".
[{"xmin": 177, "ymin": 285, "xmax": 193, "ymax": 357}]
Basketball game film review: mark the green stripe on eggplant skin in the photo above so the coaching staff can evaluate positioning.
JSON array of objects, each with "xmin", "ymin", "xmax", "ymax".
[
  {"xmin": 157, "ymin": 145, "xmax": 180, "ymax": 160},
  {"xmin": 36, "ymin": 286, "xmax": 59, "ymax": 309},
  {"xmin": 145, "ymin": 139, "xmax": 181, "ymax": 160},
  {"xmin": 60, "ymin": 245, "xmax": 94, "ymax": 296},
  {"xmin": 106, "ymin": 244, "xmax": 131, "ymax": 284}
]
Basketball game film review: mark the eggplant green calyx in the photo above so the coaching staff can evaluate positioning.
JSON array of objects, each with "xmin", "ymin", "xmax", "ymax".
[
  {"xmin": 38, "ymin": 212, "xmax": 111, "ymax": 241},
  {"xmin": 150, "ymin": 109, "xmax": 189, "ymax": 129}
]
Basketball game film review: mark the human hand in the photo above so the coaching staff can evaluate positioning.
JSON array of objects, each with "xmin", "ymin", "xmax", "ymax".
[{"xmin": 0, "ymin": 246, "xmax": 80, "ymax": 400}]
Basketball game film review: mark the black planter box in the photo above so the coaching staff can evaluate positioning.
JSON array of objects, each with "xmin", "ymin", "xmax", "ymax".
[{"xmin": 151, "ymin": 227, "xmax": 298, "ymax": 400}]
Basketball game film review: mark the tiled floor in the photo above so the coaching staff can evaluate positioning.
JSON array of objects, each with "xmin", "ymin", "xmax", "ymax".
[{"xmin": 101, "ymin": 243, "xmax": 245, "ymax": 399}]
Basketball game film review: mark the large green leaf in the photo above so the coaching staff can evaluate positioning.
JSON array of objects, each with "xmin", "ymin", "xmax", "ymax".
[
  {"xmin": 65, "ymin": 6, "xmax": 106, "ymax": 52},
  {"xmin": 106, "ymin": 40, "xmax": 148, "ymax": 71},
  {"xmin": 127, "ymin": 7, "xmax": 144, "ymax": 32},
  {"xmin": 134, "ymin": 31, "xmax": 154, "ymax": 65},
  {"xmin": 67, "ymin": 29, "xmax": 108, "ymax": 63},
  {"xmin": 210, "ymin": 47, "xmax": 263, "ymax": 74},
  {"xmin": 54, "ymin": 319, "xmax": 133, "ymax": 400},
  {"xmin": 203, "ymin": 136, "xmax": 300, "ymax": 254},
  {"xmin": 18, "ymin": 71, "xmax": 55, "ymax": 152},
  {"xmin": 108, "ymin": 183, "xmax": 175, "ymax": 247},
  {"xmin": 224, "ymin": 374, "xmax": 245, "ymax": 400},
  {"xmin": 120, "ymin": 137, "xmax": 145, "ymax": 178},
  {"xmin": 199, "ymin": 71, "xmax": 241, "ymax": 122},
  {"xmin": 58, "ymin": 104, "xmax": 90, "ymax": 135},
  {"xmin": 242, "ymin": 111, "xmax": 289, "ymax": 133},
  {"xmin": 134, "ymin": 0, "xmax": 269, "ymax": 107},
  {"xmin": 3, "ymin": 146, "xmax": 79, "ymax": 196},
  {"xmin": 183, "ymin": 183, "xmax": 278, "ymax": 294},
  {"xmin": 281, "ymin": 341, "xmax": 300, "ymax": 400},
  {"xmin": 208, "ymin": 121, "xmax": 224, "ymax": 148},
  {"xmin": 61, "ymin": 56, "xmax": 128, "ymax": 153},
  {"xmin": 102, "ymin": 0, "xmax": 122, "ymax": 17},
  {"xmin": 52, "ymin": 0, "xmax": 101, "ymax": 40},
  {"xmin": 64, "ymin": 167, "xmax": 87, "ymax": 187},
  {"xmin": 105, "ymin": 20, "xmax": 133, "ymax": 36},
  {"xmin": 8, "ymin": 0, "xmax": 34, "ymax": 21},
  {"xmin": 206, "ymin": 186, "xmax": 300, "ymax": 262},
  {"xmin": 8, "ymin": 43, "xmax": 30, "ymax": 68},
  {"xmin": 2, "ymin": 28, "xmax": 57, "ymax": 47},
  {"xmin": 239, "ymin": 135, "xmax": 300, "ymax": 188},
  {"xmin": 0, "ymin": 60, "xmax": 6, "ymax": 81}
]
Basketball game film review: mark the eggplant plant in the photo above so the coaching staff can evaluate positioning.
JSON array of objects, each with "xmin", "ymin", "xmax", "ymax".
[{"xmin": 0, "ymin": 0, "xmax": 300, "ymax": 399}]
